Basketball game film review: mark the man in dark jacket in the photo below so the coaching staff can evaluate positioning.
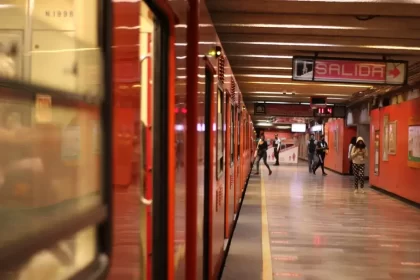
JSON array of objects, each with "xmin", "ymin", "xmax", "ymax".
[
  {"xmin": 307, "ymin": 134, "xmax": 317, "ymax": 173},
  {"xmin": 312, "ymin": 134, "xmax": 328, "ymax": 176}
]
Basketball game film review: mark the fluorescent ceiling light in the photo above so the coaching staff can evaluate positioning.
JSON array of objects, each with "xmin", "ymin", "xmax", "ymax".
[
  {"xmin": 265, "ymin": 101, "xmax": 296, "ymax": 104},
  {"xmin": 247, "ymin": 91, "xmax": 294, "ymax": 95},
  {"xmin": 175, "ymin": 42, "xmax": 216, "ymax": 46},
  {"xmin": 362, "ymin": 45, "xmax": 420, "ymax": 51},
  {"xmin": 242, "ymin": 81, "xmax": 371, "ymax": 88},
  {"xmin": 225, "ymin": 41, "xmax": 420, "ymax": 52},
  {"xmin": 256, "ymin": 122, "xmax": 272, "ymax": 127},
  {"xmin": 177, "ymin": 67, "xmax": 205, "ymax": 70},
  {"xmin": 234, "ymin": 66, "xmax": 292, "ymax": 70},
  {"xmin": 327, "ymin": 97, "xmax": 348, "ymax": 100},
  {"xmin": 175, "ymin": 24, "xmax": 213, "ymax": 28},
  {"xmin": 225, "ymin": 41, "xmax": 341, "ymax": 47},
  {"xmin": 176, "ymin": 55, "xmax": 205, "ymax": 59},
  {"xmin": 236, "ymin": 74, "xmax": 291, "ymax": 79},
  {"xmin": 216, "ymin": 23, "xmax": 366, "ymax": 30},
  {"xmin": 300, "ymin": 102, "xmax": 310, "ymax": 105},
  {"xmin": 229, "ymin": 54, "xmax": 292, "ymax": 59},
  {"xmin": 277, "ymin": 126, "xmax": 291, "ymax": 129}
]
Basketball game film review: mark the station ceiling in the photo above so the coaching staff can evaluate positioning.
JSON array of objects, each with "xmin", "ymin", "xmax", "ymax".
[{"xmin": 207, "ymin": 0, "xmax": 420, "ymax": 118}]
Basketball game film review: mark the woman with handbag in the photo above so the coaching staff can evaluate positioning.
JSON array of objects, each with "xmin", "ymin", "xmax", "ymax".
[{"xmin": 254, "ymin": 134, "xmax": 272, "ymax": 176}]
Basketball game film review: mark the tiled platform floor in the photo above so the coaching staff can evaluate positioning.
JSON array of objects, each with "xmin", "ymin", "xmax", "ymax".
[{"xmin": 222, "ymin": 163, "xmax": 420, "ymax": 280}]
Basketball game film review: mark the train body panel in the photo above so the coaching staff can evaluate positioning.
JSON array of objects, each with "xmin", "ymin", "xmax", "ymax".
[{"xmin": 108, "ymin": 0, "xmax": 255, "ymax": 278}]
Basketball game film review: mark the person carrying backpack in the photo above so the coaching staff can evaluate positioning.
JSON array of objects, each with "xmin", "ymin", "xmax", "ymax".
[{"xmin": 307, "ymin": 134, "xmax": 317, "ymax": 173}]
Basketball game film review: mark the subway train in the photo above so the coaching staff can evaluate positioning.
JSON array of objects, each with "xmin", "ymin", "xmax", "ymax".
[{"xmin": 0, "ymin": 0, "xmax": 254, "ymax": 280}]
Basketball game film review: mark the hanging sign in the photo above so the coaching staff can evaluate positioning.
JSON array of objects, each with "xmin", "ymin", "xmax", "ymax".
[
  {"xmin": 292, "ymin": 56, "xmax": 408, "ymax": 85},
  {"xmin": 254, "ymin": 103, "xmax": 266, "ymax": 115}
]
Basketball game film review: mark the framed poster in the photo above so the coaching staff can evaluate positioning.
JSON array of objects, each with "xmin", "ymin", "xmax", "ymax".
[
  {"xmin": 408, "ymin": 123, "xmax": 420, "ymax": 168},
  {"xmin": 388, "ymin": 121, "xmax": 397, "ymax": 155},
  {"xmin": 383, "ymin": 114, "xmax": 389, "ymax": 161},
  {"xmin": 334, "ymin": 128, "xmax": 339, "ymax": 152},
  {"xmin": 374, "ymin": 130, "xmax": 380, "ymax": 175}
]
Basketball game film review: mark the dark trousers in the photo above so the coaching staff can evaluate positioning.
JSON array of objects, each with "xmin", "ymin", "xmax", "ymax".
[
  {"xmin": 349, "ymin": 161, "xmax": 354, "ymax": 175},
  {"xmin": 256, "ymin": 151, "xmax": 271, "ymax": 173},
  {"xmin": 308, "ymin": 153, "xmax": 315, "ymax": 172},
  {"xmin": 313, "ymin": 153, "xmax": 326, "ymax": 174},
  {"xmin": 353, "ymin": 163, "xmax": 365, "ymax": 189},
  {"xmin": 274, "ymin": 148, "xmax": 279, "ymax": 164}
]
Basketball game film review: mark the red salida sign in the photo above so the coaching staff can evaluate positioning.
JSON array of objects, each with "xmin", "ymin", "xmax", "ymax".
[
  {"xmin": 292, "ymin": 56, "xmax": 407, "ymax": 85},
  {"xmin": 314, "ymin": 60, "xmax": 385, "ymax": 83}
]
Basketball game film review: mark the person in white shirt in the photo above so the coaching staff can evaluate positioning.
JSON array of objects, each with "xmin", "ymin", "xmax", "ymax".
[
  {"xmin": 348, "ymin": 137, "xmax": 357, "ymax": 175},
  {"xmin": 273, "ymin": 134, "xmax": 280, "ymax": 166}
]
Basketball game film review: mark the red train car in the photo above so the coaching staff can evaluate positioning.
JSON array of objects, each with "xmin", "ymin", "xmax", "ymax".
[{"xmin": 110, "ymin": 0, "xmax": 254, "ymax": 280}]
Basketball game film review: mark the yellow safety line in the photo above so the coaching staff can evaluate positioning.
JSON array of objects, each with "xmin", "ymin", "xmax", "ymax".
[{"xmin": 261, "ymin": 173, "xmax": 273, "ymax": 280}]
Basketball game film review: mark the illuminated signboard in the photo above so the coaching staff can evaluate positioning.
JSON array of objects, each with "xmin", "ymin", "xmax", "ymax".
[
  {"xmin": 292, "ymin": 56, "xmax": 408, "ymax": 85},
  {"xmin": 314, "ymin": 107, "xmax": 333, "ymax": 117}
]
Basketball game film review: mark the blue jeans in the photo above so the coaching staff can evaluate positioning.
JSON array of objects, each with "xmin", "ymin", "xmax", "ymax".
[{"xmin": 308, "ymin": 153, "xmax": 315, "ymax": 171}]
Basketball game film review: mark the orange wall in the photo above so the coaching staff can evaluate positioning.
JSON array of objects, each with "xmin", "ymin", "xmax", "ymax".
[
  {"xmin": 262, "ymin": 130, "xmax": 293, "ymax": 140},
  {"xmin": 370, "ymin": 97, "xmax": 420, "ymax": 203},
  {"xmin": 324, "ymin": 119, "xmax": 357, "ymax": 174}
]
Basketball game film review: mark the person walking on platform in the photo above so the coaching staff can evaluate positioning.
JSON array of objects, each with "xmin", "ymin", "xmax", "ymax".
[
  {"xmin": 348, "ymin": 137, "xmax": 357, "ymax": 175},
  {"xmin": 307, "ymin": 134, "xmax": 317, "ymax": 173},
  {"xmin": 350, "ymin": 137, "xmax": 368, "ymax": 194},
  {"xmin": 312, "ymin": 134, "xmax": 328, "ymax": 176},
  {"xmin": 273, "ymin": 134, "xmax": 280, "ymax": 166},
  {"xmin": 254, "ymin": 134, "xmax": 272, "ymax": 176}
]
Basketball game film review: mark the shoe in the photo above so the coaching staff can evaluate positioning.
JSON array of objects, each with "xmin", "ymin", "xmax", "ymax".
[
  {"xmin": 360, "ymin": 189, "xmax": 365, "ymax": 194},
  {"xmin": 269, "ymin": 170, "xmax": 272, "ymax": 176},
  {"xmin": 312, "ymin": 169, "xmax": 316, "ymax": 175},
  {"xmin": 354, "ymin": 189, "xmax": 358, "ymax": 194},
  {"xmin": 322, "ymin": 173, "xmax": 328, "ymax": 176}
]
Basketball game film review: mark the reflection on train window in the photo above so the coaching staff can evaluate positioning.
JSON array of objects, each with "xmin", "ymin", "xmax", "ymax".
[
  {"xmin": 216, "ymin": 87, "xmax": 224, "ymax": 176},
  {"xmin": 0, "ymin": 0, "xmax": 102, "ymax": 96},
  {"xmin": 230, "ymin": 105, "xmax": 234, "ymax": 164},
  {"xmin": 138, "ymin": 2, "xmax": 155, "ymax": 279},
  {"xmin": 0, "ymin": 0, "xmax": 105, "ymax": 277},
  {"xmin": 245, "ymin": 119, "xmax": 249, "ymax": 150},
  {"xmin": 0, "ymin": 88, "xmax": 102, "ymax": 246},
  {"xmin": 1, "ymin": 226, "xmax": 97, "ymax": 280},
  {"xmin": 237, "ymin": 111, "xmax": 241, "ymax": 159}
]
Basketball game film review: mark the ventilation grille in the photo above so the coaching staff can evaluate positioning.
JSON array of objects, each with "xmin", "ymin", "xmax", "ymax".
[
  {"xmin": 230, "ymin": 77, "xmax": 236, "ymax": 103},
  {"xmin": 218, "ymin": 55, "xmax": 225, "ymax": 84}
]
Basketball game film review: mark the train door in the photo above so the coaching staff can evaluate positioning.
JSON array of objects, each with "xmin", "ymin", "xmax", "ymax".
[
  {"xmin": 235, "ymin": 109, "xmax": 242, "ymax": 212},
  {"xmin": 224, "ymin": 98, "xmax": 235, "ymax": 238},
  {"xmin": 111, "ymin": 1, "xmax": 175, "ymax": 279},
  {"xmin": 0, "ymin": 0, "xmax": 112, "ymax": 279}
]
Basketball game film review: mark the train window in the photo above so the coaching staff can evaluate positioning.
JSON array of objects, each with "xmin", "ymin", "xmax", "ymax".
[
  {"xmin": 0, "ymin": 0, "xmax": 109, "ymax": 278},
  {"xmin": 244, "ymin": 119, "xmax": 248, "ymax": 150},
  {"xmin": 216, "ymin": 87, "xmax": 224, "ymax": 177},
  {"xmin": 0, "ymin": 0, "xmax": 102, "ymax": 96},
  {"xmin": 237, "ymin": 111, "xmax": 241, "ymax": 159},
  {"xmin": 230, "ymin": 105, "xmax": 234, "ymax": 165}
]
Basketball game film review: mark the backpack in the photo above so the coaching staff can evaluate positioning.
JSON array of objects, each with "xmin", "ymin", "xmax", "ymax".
[{"xmin": 308, "ymin": 139, "xmax": 316, "ymax": 153}]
